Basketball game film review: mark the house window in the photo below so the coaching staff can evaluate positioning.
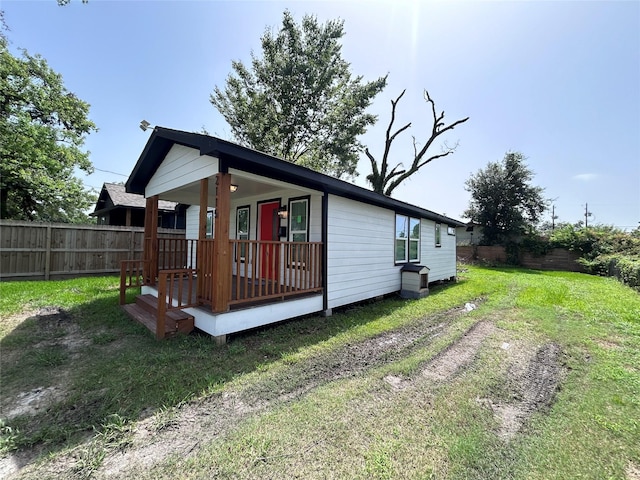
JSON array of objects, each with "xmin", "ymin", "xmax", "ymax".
[
  {"xmin": 409, "ymin": 217, "xmax": 420, "ymax": 262},
  {"xmin": 206, "ymin": 209, "xmax": 214, "ymax": 238},
  {"xmin": 289, "ymin": 197, "xmax": 309, "ymax": 264},
  {"xmin": 435, "ymin": 223, "xmax": 441, "ymax": 247},
  {"xmin": 289, "ymin": 198, "xmax": 308, "ymax": 243},
  {"xmin": 395, "ymin": 214, "xmax": 420, "ymax": 263},
  {"xmin": 447, "ymin": 226, "xmax": 455, "ymax": 236},
  {"xmin": 236, "ymin": 206, "xmax": 250, "ymax": 261}
]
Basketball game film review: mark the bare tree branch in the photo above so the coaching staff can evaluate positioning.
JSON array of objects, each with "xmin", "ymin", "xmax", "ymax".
[{"xmin": 366, "ymin": 89, "xmax": 469, "ymax": 196}]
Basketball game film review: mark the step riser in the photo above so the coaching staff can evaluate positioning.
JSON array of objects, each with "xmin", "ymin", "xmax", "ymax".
[
  {"xmin": 123, "ymin": 294, "xmax": 195, "ymax": 339},
  {"xmin": 136, "ymin": 294, "xmax": 161, "ymax": 315},
  {"xmin": 135, "ymin": 295, "xmax": 193, "ymax": 323}
]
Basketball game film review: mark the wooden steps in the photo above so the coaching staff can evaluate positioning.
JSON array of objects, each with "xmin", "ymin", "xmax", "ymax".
[{"xmin": 122, "ymin": 294, "xmax": 194, "ymax": 338}]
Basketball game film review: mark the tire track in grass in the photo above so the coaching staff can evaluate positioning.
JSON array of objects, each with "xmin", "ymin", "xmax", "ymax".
[
  {"xmin": 480, "ymin": 342, "xmax": 564, "ymax": 440},
  {"xmin": 383, "ymin": 321, "xmax": 496, "ymax": 391}
]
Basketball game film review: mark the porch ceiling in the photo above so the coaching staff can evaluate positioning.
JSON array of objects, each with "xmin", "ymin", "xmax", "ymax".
[{"xmin": 156, "ymin": 171, "xmax": 318, "ymax": 206}]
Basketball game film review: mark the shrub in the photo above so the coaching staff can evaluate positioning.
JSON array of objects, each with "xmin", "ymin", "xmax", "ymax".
[
  {"xmin": 549, "ymin": 225, "xmax": 640, "ymax": 260},
  {"xmin": 579, "ymin": 254, "xmax": 640, "ymax": 290}
]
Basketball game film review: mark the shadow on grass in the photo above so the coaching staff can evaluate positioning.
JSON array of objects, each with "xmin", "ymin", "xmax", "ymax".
[
  {"xmin": 486, "ymin": 265, "xmax": 544, "ymax": 275},
  {"xmin": 0, "ymin": 279, "xmax": 463, "ymax": 461}
]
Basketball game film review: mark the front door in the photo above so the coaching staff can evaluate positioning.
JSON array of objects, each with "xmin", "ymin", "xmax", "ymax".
[{"xmin": 259, "ymin": 201, "xmax": 280, "ymax": 282}]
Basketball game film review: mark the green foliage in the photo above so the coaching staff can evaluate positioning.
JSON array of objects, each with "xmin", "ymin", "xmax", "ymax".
[
  {"xmin": 549, "ymin": 224, "xmax": 640, "ymax": 260},
  {"xmin": 0, "ymin": 419, "xmax": 19, "ymax": 454},
  {"xmin": 578, "ymin": 254, "xmax": 640, "ymax": 290},
  {"xmin": 464, "ymin": 152, "xmax": 547, "ymax": 245},
  {"xmin": 0, "ymin": 35, "xmax": 97, "ymax": 222},
  {"xmin": 504, "ymin": 241, "xmax": 522, "ymax": 265},
  {"xmin": 544, "ymin": 224, "xmax": 640, "ymax": 290},
  {"xmin": 211, "ymin": 10, "xmax": 387, "ymax": 179},
  {"xmin": 520, "ymin": 234, "xmax": 553, "ymax": 257}
]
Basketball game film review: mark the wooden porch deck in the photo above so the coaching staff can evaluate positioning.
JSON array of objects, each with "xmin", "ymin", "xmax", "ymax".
[
  {"xmin": 170, "ymin": 275, "xmax": 319, "ymax": 311},
  {"xmin": 119, "ymin": 238, "xmax": 323, "ymax": 339}
]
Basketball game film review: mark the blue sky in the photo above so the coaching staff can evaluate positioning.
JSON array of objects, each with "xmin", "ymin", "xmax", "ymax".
[{"xmin": 3, "ymin": 0, "xmax": 639, "ymax": 229}]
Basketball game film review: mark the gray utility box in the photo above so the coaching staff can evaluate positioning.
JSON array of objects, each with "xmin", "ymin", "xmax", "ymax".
[{"xmin": 400, "ymin": 264, "xmax": 430, "ymax": 299}]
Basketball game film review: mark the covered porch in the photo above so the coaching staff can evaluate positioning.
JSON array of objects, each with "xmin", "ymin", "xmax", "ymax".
[{"xmin": 119, "ymin": 169, "xmax": 324, "ymax": 340}]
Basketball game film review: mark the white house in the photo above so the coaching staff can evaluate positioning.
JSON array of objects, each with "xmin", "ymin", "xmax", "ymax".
[{"xmin": 119, "ymin": 127, "xmax": 464, "ymax": 342}]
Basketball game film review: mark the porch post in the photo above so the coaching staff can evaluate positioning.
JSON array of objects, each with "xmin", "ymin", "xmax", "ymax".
[
  {"xmin": 212, "ymin": 172, "xmax": 231, "ymax": 313},
  {"xmin": 144, "ymin": 195, "xmax": 159, "ymax": 285},
  {"xmin": 197, "ymin": 178, "xmax": 209, "ymax": 301}
]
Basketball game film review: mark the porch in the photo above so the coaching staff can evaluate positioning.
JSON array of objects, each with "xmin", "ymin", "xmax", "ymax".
[{"xmin": 119, "ymin": 237, "xmax": 323, "ymax": 339}]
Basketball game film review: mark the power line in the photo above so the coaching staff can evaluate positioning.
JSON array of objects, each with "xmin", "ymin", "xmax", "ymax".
[{"xmin": 93, "ymin": 167, "xmax": 128, "ymax": 177}]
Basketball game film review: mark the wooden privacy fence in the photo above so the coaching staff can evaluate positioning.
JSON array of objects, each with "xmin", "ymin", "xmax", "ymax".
[
  {"xmin": 0, "ymin": 220, "xmax": 185, "ymax": 281},
  {"xmin": 457, "ymin": 245, "xmax": 585, "ymax": 272}
]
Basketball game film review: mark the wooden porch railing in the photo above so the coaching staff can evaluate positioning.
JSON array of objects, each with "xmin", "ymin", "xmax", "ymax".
[
  {"xmin": 228, "ymin": 240, "xmax": 322, "ymax": 305},
  {"xmin": 120, "ymin": 238, "xmax": 323, "ymax": 315},
  {"xmin": 119, "ymin": 259, "xmax": 150, "ymax": 305},
  {"xmin": 198, "ymin": 239, "xmax": 215, "ymax": 305},
  {"xmin": 157, "ymin": 238, "xmax": 198, "ymax": 270},
  {"xmin": 156, "ymin": 268, "xmax": 198, "ymax": 340}
]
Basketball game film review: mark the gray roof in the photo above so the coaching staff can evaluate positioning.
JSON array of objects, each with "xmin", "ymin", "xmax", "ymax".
[
  {"xmin": 126, "ymin": 127, "xmax": 466, "ymax": 227},
  {"xmin": 94, "ymin": 183, "xmax": 177, "ymax": 213}
]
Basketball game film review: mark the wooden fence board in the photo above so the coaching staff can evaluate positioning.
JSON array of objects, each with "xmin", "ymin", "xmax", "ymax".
[
  {"xmin": 0, "ymin": 220, "xmax": 184, "ymax": 281},
  {"xmin": 457, "ymin": 245, "xmax": 584, "ymax": 272}
]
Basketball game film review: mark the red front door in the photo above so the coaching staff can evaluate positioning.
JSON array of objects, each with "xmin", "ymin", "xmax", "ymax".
[{"xmin": 259, "ymin": 201, "xmax": 280, "ymax": 282}]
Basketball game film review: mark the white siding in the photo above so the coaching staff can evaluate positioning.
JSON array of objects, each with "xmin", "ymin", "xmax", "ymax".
[
  {"xmin": 184, "ymin": 189, "xmax": 322, "ymax": 275},
  {"xmin": 326, "ymin": 195, "xmax": 400, "ymax": 309},
  {"xmin": 420, "ymin": 219, "xmax": 457, "ymax": 281},
  {"xmin": 185, "ymin": 206, "xmax": 200, "ymax": 240},
  {"xmin": 185, "ymin": 187, "xmax": 456, "ymax": 310},
  {"xmin": 227, "ymin": 188, "xmax": 322, "ymax": 242},
  {"xmin": 146, "ymin": 145, "xmax": 218, "ymax": 197}
]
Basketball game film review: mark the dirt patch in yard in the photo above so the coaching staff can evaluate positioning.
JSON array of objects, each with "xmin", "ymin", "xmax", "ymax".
[
  {"xmin": 627, "ymin": 462, "xmax": 640, "ymax": 480},
  {"xmin": 479, "ymin": 341, "xmax": 565, "ymax": 440},
  {"xmin": 384, "ymin": 321, "xmax": 496, "ymax": 390},
  {"xmin": 1, "ymin": 308, "xmax": 78, "ymax": 422},
  {"xmin": 2, "ymin": 387, "xmax": 67, "ymax": 421}
]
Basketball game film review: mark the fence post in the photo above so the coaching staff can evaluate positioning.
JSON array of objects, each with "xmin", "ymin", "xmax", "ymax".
[
  {"xmin": 44, "ymin": 224, "xmax": 52, "ymax": 280},
  {"xmin": 129, "ymin": 230, "xmax": 135, "ymax": 260}
]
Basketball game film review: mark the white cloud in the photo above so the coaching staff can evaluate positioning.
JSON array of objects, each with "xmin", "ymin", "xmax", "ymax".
[{"xmin": 572, "ymin": 173, "xmax": 599, "ymax": 182}]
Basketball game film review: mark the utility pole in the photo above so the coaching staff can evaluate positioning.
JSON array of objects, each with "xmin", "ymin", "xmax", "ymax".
[
  {"xmin": 551, "ymin": 204, "xmax": 558, "ymax": 230},
  {"xmin": 584, "ymin": 203, "xmax": 592, "ymax": 228}
]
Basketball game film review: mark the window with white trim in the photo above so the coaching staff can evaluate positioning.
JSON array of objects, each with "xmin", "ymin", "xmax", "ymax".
[
  {"xmin": 395, "ymin": 214, "xmax": 420, "ymax": 263},
  {"xmin": 435, "ymin": 223, "xmax": 442, "ymax": 247},
  {"xmin": 289, "ymin": 198, "xmax": 309, "ymax": 264},
  {"xmin": 206, "ymin": 209, "xmax": 215, "ymax": 238},
  {"xmin": 236, "ymin": 206, "xmax": 249, "ymax": 261},
  {"xmin": 289, "ymin": 198, "xmax": 308, "ymax": 243}
]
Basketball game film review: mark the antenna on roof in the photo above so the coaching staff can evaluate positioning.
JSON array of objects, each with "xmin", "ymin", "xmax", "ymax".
[{"xmin": 139, "ymin": 120, "xmax": 153, "ymax": 132}]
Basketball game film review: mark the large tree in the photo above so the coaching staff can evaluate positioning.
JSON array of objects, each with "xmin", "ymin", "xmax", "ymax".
[
  {"xmin": 365, "ymin": 89, "xmax": 469, "ymax": 196},
  {"xmin": 211, "ymin": 11, "xmax": 387, "ymax": 179},
  {"xmin": 464, "ymin": 152, "xmax": 547, "ymax": 245},
  {"xmin": 0, "ymin": 33, "xmax": 97, "ymax": 222}
]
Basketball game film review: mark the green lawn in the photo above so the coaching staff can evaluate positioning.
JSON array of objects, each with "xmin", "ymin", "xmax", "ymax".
[{"xmin": 1, "ymin": 267, "xmax": 639, "ymax": 479}]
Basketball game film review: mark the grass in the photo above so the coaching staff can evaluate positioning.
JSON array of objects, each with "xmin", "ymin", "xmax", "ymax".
[{"xmin": 1, "ymin": 267, "xmax": 639, "ymax": 479}]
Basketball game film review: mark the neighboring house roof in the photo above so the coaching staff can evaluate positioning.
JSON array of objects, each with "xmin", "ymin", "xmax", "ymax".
[
  {"xmin": 458, "ymin": 221, "xmax": 482, "ymax": 232},
  {"xmin": 93, "ymin": 182, "xmax": 177, "ymax": 215},
  {"xmin": 126, "ymin": 127, "xmax": 465, "ymax": 227}
]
